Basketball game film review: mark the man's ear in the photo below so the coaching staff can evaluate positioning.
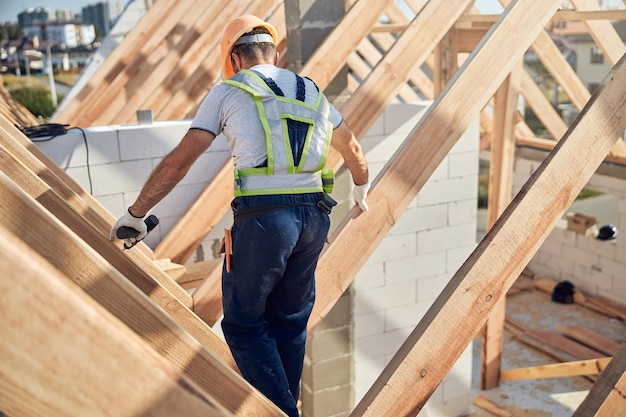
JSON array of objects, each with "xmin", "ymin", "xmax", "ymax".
[
  {"xmin": 231, "ymin": 52, "xmax": 242, "ymax": 73},
  {"xmin": 274, "ymin": 51, "xmax": 279, "ymax": 65}
]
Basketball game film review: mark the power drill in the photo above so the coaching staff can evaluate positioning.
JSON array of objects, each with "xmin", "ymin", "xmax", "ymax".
[{"xmin": 116, "ymin": 214, "xmax": 159, "ymax": 249}]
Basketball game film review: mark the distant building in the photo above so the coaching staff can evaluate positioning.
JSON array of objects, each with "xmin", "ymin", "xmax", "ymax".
[
  {"xmin": 23, "ymin": 22, "xmax": 96, "ymax": 48},
  {"xmin": 82, "ymin": 1, "xmax": 124, "ymax": 36},
  {"xmin": 17, "ymin": 7, "xmax": 56, "ymax": 26},
  {"xmin": 55, "ymin": 10, "xmax": 75, "ymax": 22}
]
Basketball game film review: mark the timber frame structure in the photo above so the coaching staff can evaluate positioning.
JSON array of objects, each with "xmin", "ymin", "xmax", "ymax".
[{"xmin": 1, "ymin": 0, "xmax": 625, "ymax": 416}]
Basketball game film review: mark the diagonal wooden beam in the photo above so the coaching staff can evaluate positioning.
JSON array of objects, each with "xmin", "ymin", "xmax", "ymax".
[
  {"xmin": 573, "ymin": 342, "xmax": 626, "ymax": 416},
  {"xmin": 299, "ymin": 0, "xmax": 396, "ymax": 88},
  {"xmin": 0, "ymin": 170, "xmax": 286, "ymax": 416},
  {"xmin": 349, "ymin": 49, "xmax": 626, "ymax": 416},
  {"xmin": 53, "ymin": 0, "xmax": 199, "ymax": 126},
  {"xmin": 0, "ymin": 226, "xmax": 232, "ymax": 417},
  {"xmin": 188, "ymin": 0, "xmax": 475, "ymax": 322}
]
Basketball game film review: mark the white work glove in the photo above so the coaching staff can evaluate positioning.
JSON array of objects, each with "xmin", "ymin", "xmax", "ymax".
[
  {"xmin": 110, "ymin": 207, "xmax": 148, "ymax": 248},
  {"xmin": 353, "ymin": 182, "xmax": 370, "ymax": 212}
]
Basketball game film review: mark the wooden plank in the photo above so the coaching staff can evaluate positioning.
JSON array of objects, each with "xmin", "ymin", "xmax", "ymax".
[
  {"xmin": 519, "ymin": 70, "xmax": 568, "ymax": 139},
  {"xmin": 586, "ymin": 295, "xmax": 626, "ymax": 322},
  {"xmin": 0, "ymin": 171, "xmax": 285, "ymax": 416},
  {"xmin": 472, "ymin": 395, "xmax": 512, "ymax": 417},
  {"xmin": 346, "ymin": 12, "xmax": 626, "ymax": 416},
  {"xmin": 501, "ymin": 357, "xmax": 611, "ymax": 380},
  {"xmin": 573, "ymin": 342, "xmax": 626, "ymax": 416},
  {"xmin": 525, "ymin": 330, "xmax": 606, "ymax": 360},
  {"xmin": 557, "ymin": 325, "xmax": 621, "ymax": 356},
  {"xmin": 193, "ymin": 265, "xmax": 225, "ymax": 326},
  {"xmin": 0, "ymin": 227, "xmax": 232, "ymax": 417}
]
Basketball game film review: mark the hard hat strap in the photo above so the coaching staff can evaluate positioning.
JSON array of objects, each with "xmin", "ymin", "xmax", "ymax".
[{"xmin": 234, "ymin": 33, "xmax": 274, "ymax": 46}]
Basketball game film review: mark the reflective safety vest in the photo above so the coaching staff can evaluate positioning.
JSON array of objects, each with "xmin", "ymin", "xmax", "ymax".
[{"xmin": 223, "ymin": 69, "xmax": 334, "ymax": 197}]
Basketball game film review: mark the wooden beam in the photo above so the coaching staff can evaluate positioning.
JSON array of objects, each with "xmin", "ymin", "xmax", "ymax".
[
  {"xmin": 556, "ymin": 326, "xmax": 621, "ymax": 356},
  {"xmin": 0, "ymin": 171, "xmax": 286, "ymax": 416},
  {"xmin": 300, "ymin": 0, "xmax": 397, "ymax": 89},
  {"xmin": 0, "ymin": 227, "xmax": 232, "ymax": 417},
  {"xmin": 157, "ymin": 1, "xmax": 284, "ymax": 121},
  {"xmin": 0, "ymin": 121, "xmax": 188, "ymax": 304},
  {"xmin": 348, "ymin": 4, "xmax": 625, "ymax": 415},
  {"xmin": 481, "ymin": 61, "xmax": 522, "ymax": 390},
  {"xmin": 573, "ymin": 342, "xmax": 626, "ymax": 416},
  {"xmin": 336, "ymin": 0, "xmax": 475, "ymax": 143},
  {"xmin": 53, "ymin": 0, "xmax": 198, "ymax": 126},
  {"xmin": 501, "ymin": 357, "xmax": 611, "ymax": 381}
]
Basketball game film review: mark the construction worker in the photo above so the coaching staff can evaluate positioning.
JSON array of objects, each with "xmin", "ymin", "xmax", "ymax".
[{"xmin": 110, "ymin": 14, "xmax": 369, "ymax": 416}]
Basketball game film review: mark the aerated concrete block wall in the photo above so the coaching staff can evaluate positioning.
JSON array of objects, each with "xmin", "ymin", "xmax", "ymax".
[
  {"xmin": 513, "ymin": 158, "xmax": 626, "ymax": 304},
  {"xmin": 352, "ymin": 103, "xmax": 479, "ymax": 417},
  {"xmin": 34, "ymin": 120, "xmax": 232, "ymax": 258}
]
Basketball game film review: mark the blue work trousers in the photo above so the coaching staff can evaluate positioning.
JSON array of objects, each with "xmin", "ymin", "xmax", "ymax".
[{"xmin": 221, "ymin": 193, "xmax": 330, "ymax": 417}]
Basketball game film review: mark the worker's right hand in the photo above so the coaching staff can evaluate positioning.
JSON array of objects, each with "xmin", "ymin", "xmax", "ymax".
[
  {"xmin": 110, "ymin": 207, "xmax": 148, "ymax": 247},
  {"xmin": 353, "ymin": 182, "xmax": 370, "ymax": 212}
]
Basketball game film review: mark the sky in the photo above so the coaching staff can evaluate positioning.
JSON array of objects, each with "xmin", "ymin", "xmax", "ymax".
[
  {"xmin": 0, "ymin": 0, "xmax": 132, "ymax": 23},
  {"xmin": 1, "ymin": 0, "xmax": 624, "ymax": 23}
]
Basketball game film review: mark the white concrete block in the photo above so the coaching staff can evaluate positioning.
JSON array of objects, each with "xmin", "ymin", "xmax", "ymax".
[
  {"xmin": 418, "ymin": 176, "xmax": 478, "ymax": 206},
  {"xmin": 417, "ymin": 223, "xmax": 476, "ymax": 255},
  {"xmin": 353, "ymin": 262, "xmax": 385, "ymax": 291},
  {"xmin": 117, "ymin": 121, "xmax": 190, "ymax": 161},
  {"xmin": 447, "ymin": 244, "xmax": 476, "ymax": 273},
  {"xmin": 354, "ymin": 311, "xmax": 385, "ymax": 339},
  {"xmin": 384, "ymin": 301, "xmax": 430, "ymax": 332},
  {"xmin": 90, "ymin": 158, "xmax": 154, "ymax": 196},
  {"xmin": 386, "ymin": 251, "xmax": 446, "ymax": 283},
  {"xmin": 354, "ymin": 281, "xmax": 416, "ymax": 316},
  {"xmin": 417, "ymin": 273, "xmax": 451, "ymax": 302},
  {"xmin": 384, "ymin": 103, "xmax": 429, "ymax": 135},
  {"xmin": 365, "ymin": 233, "xmax": 417, "ymax": 265},
  {"xmin": 448, "ymin": 151, "xmax": 479, "ymax": 178},
  {"xmin": 360, "ymin": 132, "xmax": 405, "ymax": 163},
  {"xmin": 448, "ymin": 199, "xmax": 477, "ymax": 227},
  {"xmin": 354, "ymin": 327, "xmax": 411, "ymax": 363}
]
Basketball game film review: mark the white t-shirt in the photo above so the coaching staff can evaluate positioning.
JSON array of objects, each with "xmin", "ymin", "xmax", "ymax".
[{"xmin": 190, "ymin": 64, "xmax": 343, "ymax": 170}]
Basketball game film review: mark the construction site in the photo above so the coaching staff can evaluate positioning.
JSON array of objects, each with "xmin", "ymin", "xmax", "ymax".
[{"xmin": 1, "ymin": 0, "xmax": 625, "ymax": 416}]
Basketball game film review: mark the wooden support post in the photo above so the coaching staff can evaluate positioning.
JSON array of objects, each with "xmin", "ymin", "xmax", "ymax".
[
  {"xmin": 0, "ymin": 227, "xmax": 232, "ymax": 417},
  {"xmin": 481, "ymin": 61, "xmax": 522, "ymax": 390}
]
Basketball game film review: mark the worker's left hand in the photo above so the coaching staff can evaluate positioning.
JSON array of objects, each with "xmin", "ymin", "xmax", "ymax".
[
  {"xmin": 110, "ymin": 207, "xmax": 147, "ymax": 247},
  {"xmin": 353, "ymin": 182, "xmax": 370, "ymax": 212}
]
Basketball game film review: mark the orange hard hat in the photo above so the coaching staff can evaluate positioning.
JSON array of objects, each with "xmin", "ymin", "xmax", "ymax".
[{"xmin": 221, "ymin": 15, "xmax": 278, "ymax": 79}]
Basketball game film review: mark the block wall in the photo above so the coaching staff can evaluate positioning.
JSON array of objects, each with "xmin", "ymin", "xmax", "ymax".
[
  {"xmin": 513, "ymin": 158, "xmax": 626, "ymax": 304},
  {"xmin": 34, "ymin": 120, "xmax": 232, "ymax": 258},
  {"xmin": 352, "ymin": 103, "xmax": 479, "ymax": 417}
]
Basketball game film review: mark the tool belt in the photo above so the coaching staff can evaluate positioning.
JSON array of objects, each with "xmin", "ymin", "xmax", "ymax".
[{"xmin": 232, "ymin": 193, "xmax": 337, "ymax": 225}]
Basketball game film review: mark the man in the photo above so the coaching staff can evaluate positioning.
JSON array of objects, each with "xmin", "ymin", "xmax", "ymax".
[{"xmin": 110, "ymin": 14, "xmax": 369, "ymax": 417}]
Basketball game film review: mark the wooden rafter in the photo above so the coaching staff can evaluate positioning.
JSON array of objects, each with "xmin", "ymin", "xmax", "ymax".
[
  {"xmin": 0, "ymin": 226, "xmax": 232, "ymax": 417},
  {"xmin": 0, "ymin": 164, "xmax": 285, "ymax": 416}
]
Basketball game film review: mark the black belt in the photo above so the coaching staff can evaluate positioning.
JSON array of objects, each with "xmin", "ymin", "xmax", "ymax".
[{"xmin": 233, "ymin": 193, "xmax": 337, "ymax": 225}]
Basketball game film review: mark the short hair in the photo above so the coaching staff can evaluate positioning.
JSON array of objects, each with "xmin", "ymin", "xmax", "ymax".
[{"xmin": 231, "ymin": 27, "xmax": 276, "ymax": 63}]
